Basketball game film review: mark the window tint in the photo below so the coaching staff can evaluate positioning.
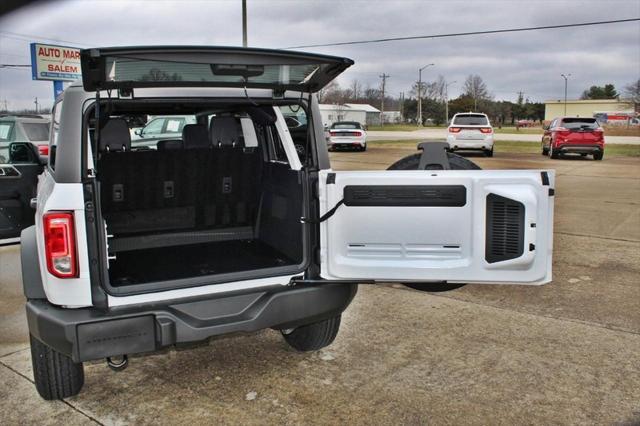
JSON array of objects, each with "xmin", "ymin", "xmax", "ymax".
[
  {"xmin": 280, "ymin": 105, "xmax": 307, "ymax": 128},
  {"xmin": 561, "ymin": 118, "xmax": 599, "ymax": 130},
  {"xmin": 143, "ymin": 118, "xmax": 164, "ymax": 135},
  {"xmin": 49, "ymin": 101, "xmax": 62, "ymax": 170},
  {"xmin": 453, "ymin": 114, "xmax": 489, "ymax": 126},
  {"xmin": 331, "ymin": 122, "xmax": 361, "ymax": 129},
  {"xmin": 22, "ymin": 123, "xmax": 50, "ymax": 141}
]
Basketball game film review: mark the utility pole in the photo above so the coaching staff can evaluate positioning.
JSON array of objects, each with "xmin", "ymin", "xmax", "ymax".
[
  {"xmin": 34, "ymin": 97, "xmax": 38, "ymax": 114},
  {"xmin": 399, "ymin": 92, "xmax": 404, "ymax": 123},
  {"xmin": 242, "ymin": 0, "xmax": 248, "ymax": 47},
  {"xmin": 561, "ymin": 73, "xmax": 571, "ymax": 115},
  {"xmin": 417, "ymin": 63, "xmax": 434, "ymax": 126},
  {"xmin": 444, "ymin": 80, "xmax": 456, "ymax": 125},
  {"xmin": 379, "ymin": 73, "xmax": 389, "ymax": 127}
]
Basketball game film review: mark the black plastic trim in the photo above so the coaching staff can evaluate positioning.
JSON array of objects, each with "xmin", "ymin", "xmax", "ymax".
[
  {"xmin": 343, "ymin": 185, "xmax": 466, "ymax": 207},
  {"xmin": 541, "ymin": 171, "xmax": 550, "ymax": 186},
  {"xmin": 485, "ymin": 193, "xmax": 525, "ymax": 264},
  {"xmin": 26, "ymin": 283, "xmax": 357, "ymax": 362},
  {"xmin": 20, "ymin": 226, "xmax": 47, "ymax": 299}
]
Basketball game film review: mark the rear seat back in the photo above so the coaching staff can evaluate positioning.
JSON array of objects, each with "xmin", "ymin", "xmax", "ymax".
[
  {"xmin": 99, "ymin": 116, "xmax": 263, "ymax": 235},
  {"xmin": 182, "ymin": 124, "xmax": 210, "ymax": 149}
]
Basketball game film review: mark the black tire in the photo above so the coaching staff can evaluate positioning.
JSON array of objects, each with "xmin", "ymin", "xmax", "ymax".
[
  {"xmin": 361, "ymin": 144, "xmax": 367, "ymax": 152},
  {"xmin": 550, "ymin": 148, "xmax": 559, "ymax": 159},
  {"xmin": 593, "ymin": 151, "xmax": 603, "ymax": 161},
  {"xmin": 485, "ymin": 148, "xmax": 494, "ymax": 157},
  {"xmin": 30, "ymin": 334, "xmax": 84, "ymax": 400},
  {"xmin": 281, "ymin": 315, "xmax": 341, "ymax": 352},
  {"xmin": 542, "ymin": 146, "xmax": 549, "ymax": 156},
  {"xmin": 387, "ymin": 151, "xmax": 479, "ymax": 292},
  {"xmin": 387, "ymin": 151, "xmax": 481, "ymax": 171}
]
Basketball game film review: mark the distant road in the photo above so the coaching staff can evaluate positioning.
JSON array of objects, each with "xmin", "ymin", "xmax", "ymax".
[{"xmin": 367, "ymin": 129, "xmax": 640, "ymax": 145}]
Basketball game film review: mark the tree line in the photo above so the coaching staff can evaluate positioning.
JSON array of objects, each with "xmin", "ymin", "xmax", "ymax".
[{"xmin": 319, "ymin": 75, "xmax": 640, "ymax": 126}]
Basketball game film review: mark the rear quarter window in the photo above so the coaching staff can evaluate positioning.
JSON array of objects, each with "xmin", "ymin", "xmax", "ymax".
[
  {"xmin": 453, "ymin": 115, "xmax": 489, "ymax": 126},
  {"xmin": 22, "ymin": 122, "xmax": 50, "ymax": 141}
]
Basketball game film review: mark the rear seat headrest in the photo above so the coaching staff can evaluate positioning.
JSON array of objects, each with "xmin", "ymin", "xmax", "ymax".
[
  {"xmin": 157, "ymin": 139, "xmax": 184, "ymax": 150},
  {"xmin": 182, "ymin": 124, "xmax": 210, "ymax": 149},
  {"xmin": 210, "ymin": 116, "xmax": 240, "ymax": 148},
  {"xmin": 99, "ymin": 118, "xmax": 131, "ymax": 152}
]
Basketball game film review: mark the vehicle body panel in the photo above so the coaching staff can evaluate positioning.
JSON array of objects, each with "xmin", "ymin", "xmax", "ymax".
[{"xmin": 319, "ymin": 169, "xmax": 554, "ymax": 285}]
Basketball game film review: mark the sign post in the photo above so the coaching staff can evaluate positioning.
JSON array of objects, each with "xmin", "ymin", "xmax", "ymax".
[{"xmin": 30, "ymin": 43, "xmax": 82, "ymax": 102}]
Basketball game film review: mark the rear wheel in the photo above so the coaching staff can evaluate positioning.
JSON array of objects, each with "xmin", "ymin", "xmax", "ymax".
[
  {"xmin": 542, "ymin": 145, "xmax": 549, "ymax": 156},
  {"xmin": 30, "ymin": 334, "xmax": 84, "ymax": 400},
  {"xmin": 281, "ymin": 315, "xmax": 341, "ymax": 352},
  {"xmin": 593, "ymin": 151, "xmax": 604, "ymax": 160},
  {"xmin": 485, "ymin": 147, "xmax": 494, "ymax": 157},
  {"xmin": 387, "ymin": 151, "xmax": 479, "ymax": 292},
  {"xmin": 550, "ymin": 148, "xmax": 559, "ymax": 159}
]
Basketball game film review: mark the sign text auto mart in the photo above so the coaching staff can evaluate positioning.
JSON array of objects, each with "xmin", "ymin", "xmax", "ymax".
[{"xmin": 30, "ymin": 43, "xmax": 82, "ymax": 81}]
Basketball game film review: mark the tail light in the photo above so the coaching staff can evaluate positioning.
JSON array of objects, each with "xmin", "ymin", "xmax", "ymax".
[
  {"xmin": 479, "ymin": 127, "xmax": 493, "ymax": 134},
  {"xmin": 43, "ymin": 212, "xmax": 78, "ymax": 278},
  {"xmin": 37, "ymin": 145, "xmax": 49, "ymax": 156},
  {"xmin": 554, "ymin": 127, "xmax": 570, "ymax": 136},
  {"xmin": 351, "ymin": 131, "xmax": 362, "ymax": 137},
  {"xmin": 449, "ymin": 127, "xmax": 461, "ymax": 133}
]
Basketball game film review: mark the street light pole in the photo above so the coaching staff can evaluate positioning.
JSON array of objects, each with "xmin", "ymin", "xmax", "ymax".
[
  {"xmin": 444, "ymin": 80, "xmax": 456, "ymax": 125},
  {"xmin": 561, "ymin": 73, "xmax": 571, "ymax": 115},
  {"xmin": 417, "ymin": 63, "xmax": 434, "ymax": 126},
  {"xmin": 242, "ymin": 0, "xmax": 248, "ymax": 47}
]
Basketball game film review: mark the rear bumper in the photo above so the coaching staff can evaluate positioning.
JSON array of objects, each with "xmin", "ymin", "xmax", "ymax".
[
  {"xmin": 556, "ymin": 144, "xmax": 603, "ymax": 154},
  {"xmin": 446, "ymin": 135, "xmax": 493, "ymax": 150},
  {"xmin": 26, "ymin": 283, "xmax": 357, "ymax": 362}
]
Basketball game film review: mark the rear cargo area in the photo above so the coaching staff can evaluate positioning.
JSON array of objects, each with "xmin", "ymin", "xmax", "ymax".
[{"xmin": 94, "ymin": 105, "xmax": 306, "ymax": 291}]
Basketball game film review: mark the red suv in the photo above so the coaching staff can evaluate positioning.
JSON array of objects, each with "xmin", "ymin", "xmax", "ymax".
[{"xmin": 542, "ymin": 117, "xmax": 604, "ymax": 160}]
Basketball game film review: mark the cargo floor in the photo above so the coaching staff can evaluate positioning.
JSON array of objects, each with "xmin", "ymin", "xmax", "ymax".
[{"xmin": 108, "ymin": 239, "xmax": 296, "ymax": 285}]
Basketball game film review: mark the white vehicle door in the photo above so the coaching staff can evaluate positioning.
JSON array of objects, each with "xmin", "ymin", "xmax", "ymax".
[{"xmin": 319, "ymin": 169, "xmax": 554, "ymax": 285}]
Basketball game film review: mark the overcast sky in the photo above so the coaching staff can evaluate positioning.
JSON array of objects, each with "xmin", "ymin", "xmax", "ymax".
[{"xmin": 1, "ymin": 0, "xmax": 639, "ymax": 110}]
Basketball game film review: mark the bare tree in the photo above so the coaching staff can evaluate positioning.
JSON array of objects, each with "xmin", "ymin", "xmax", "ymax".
[
  {"xmin": 318, "ymin": 80, "xmax": 339, "ymax": 103},
  {"xmin": 350, "ymin": 79, "xmax": 361, "ymax": 101},
  {"xmin": 462, "ymin": 74, "xmax": 490, "ymax": 110},
  {"xmin": 624, "ymin": 79, "xmax": 640, "ymax": 107}
]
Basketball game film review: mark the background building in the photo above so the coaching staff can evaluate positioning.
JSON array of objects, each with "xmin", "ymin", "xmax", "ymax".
[
  {"xmin": 319, "ymin": 103, "xmax": 381, "ymax": 127},
  {"xmin": 544, "ymin": 99, "xmax": 636, "ymax": 124}
]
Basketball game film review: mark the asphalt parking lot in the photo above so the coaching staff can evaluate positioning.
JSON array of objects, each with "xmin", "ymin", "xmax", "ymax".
[{"xmin": 1, "ymin": 144, "xmax": 639, "ymax": 425}]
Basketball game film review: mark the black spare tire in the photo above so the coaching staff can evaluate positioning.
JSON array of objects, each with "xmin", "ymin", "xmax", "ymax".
[{"xmin": 386, "ymin": 150, "xmax": 480, "ymax": 292}]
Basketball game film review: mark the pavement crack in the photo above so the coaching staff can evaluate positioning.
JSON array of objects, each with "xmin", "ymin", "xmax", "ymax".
[
  {"xmin": 555, "ymin": 231, "xmax": 640, "ymax": 243},
  {"xmin": 0, "ymin": 346, "xmax": 29, "ymax": 359},
  {"xmin": 0, "ymin": 360, "xmax": 104, "ymax": 425}
]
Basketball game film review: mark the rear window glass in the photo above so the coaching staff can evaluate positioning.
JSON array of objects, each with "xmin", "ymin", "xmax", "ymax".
[
  {"xmin": 453, "ymin": 115, "xmax": 488, "ymax": 126},
  {"xmin": 331, "ymin": 122, "xmax": 361, "ymax": 129},
  {"xmin": 105, "ymin": 57, "xmax": 321, "ymax": 87},
  {"xmin": 561, "ymin": 118, "xmax": 599, "ymax": 130},
  {"xmin": 22, "ymin": 123, "xmax": 50, "ymax": 141}
]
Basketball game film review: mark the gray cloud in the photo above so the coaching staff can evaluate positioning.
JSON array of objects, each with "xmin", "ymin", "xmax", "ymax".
[{"xmin": 1, "ymin": 0, "xmax": 638, "ymax": 109}]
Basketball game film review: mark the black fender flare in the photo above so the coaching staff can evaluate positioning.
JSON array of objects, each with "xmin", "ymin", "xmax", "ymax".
[{"xmin": 21, "ymin": 225, "xmax": 46, "ymax": 299}]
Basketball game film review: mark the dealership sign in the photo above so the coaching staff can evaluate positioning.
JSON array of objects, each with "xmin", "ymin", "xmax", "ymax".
[{"xmin": 30, "ymin": 43, "xmax": 82, "ymax": 81}]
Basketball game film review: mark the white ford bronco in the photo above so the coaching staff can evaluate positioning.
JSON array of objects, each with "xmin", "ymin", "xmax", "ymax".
[{"xmin": 14, "ymin": 46, "xmax": 554, "ymax": 400}]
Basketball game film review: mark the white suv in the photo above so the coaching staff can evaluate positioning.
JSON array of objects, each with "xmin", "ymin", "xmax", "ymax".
[
  {"xmin": 446, "ymin": 113, "xmax": 494, "ymax": 157},
  {"xmin": 17, "ymin": 46, "xmax": 555, "ymax": 400}
]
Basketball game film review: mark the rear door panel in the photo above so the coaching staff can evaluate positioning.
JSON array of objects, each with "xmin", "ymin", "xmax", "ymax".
[{"xmin": 319, "ymin": 170, "xmax": 554, "ymax": 285}]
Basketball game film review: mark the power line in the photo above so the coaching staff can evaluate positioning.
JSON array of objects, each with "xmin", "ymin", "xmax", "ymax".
[
  {"xmin": 283, "ymin": 18, "xmax": 640, "ymax": 49},
  {"xmin": 0, "ymin": 30, "xmax": 91, "ymax": 47}
]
